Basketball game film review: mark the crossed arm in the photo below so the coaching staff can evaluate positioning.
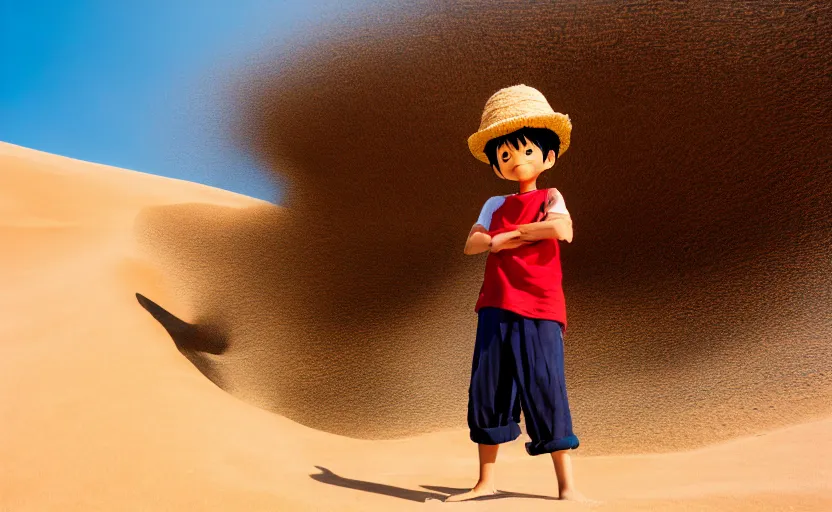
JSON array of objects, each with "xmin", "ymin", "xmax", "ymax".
[{"xmin": 463, "ymin": 213, "xmax": 573, "ymax": 255}]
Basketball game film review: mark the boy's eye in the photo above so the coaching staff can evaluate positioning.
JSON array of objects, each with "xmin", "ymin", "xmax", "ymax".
[
  {"xmin": 501, "ymin": 152, "xmax": 509, "ymax": 161},
  {"xmin": 525, "ymin": 149, "xmax": 533, "ymax": 155}
]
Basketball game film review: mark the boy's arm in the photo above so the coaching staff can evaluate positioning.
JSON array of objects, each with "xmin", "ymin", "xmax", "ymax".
[
  {"xmin": 464, "ymin": 224, "xmax": 492, "ymax": 255},
  {"xmin": 490, "ymin": 229, "xmax": 531, "ymax": 252},
  {"xmin": 465, "ymin": 225, "xmax": 532, "ymax": 254},
  {"xmin": 517, "ymin": 188, "xmax": 573, "ymax": 243},
  {"xmin": 517, "ymin": 213, "xmax": 573, "ymax": 243}
]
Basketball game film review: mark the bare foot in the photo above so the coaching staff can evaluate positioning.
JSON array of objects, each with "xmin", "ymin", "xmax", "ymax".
[
  {"xmin": 559, "ymin": 488, "xmax": 600, "ymax": 504},
  {"xmin": 444, "ymin": 485, "xmax": 498, "ymax": 502}
]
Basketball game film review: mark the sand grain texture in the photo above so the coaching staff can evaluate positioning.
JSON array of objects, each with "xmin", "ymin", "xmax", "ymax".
[{"xmin": 236, "ymin": 0, "xmax": 832, "ymax": 451}]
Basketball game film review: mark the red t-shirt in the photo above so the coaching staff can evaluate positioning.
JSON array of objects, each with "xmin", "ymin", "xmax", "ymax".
[{"xmin": 474, "ymin": 188, "xmax": 569, "ymax": 329}]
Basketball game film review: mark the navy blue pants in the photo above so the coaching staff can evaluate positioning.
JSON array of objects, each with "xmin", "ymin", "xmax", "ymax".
[{"xmin": 467, "ymin": 307, "xmax": 579, "ymax": 455}]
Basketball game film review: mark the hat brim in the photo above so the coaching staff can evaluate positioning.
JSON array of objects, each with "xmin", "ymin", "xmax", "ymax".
[{"xmin": 467, "ymin": 113, "xmax": 572, "ymax": 164}]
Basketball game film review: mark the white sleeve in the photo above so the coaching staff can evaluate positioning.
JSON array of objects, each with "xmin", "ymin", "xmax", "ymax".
[
  {"xmin": 475, "ymin": 196, "xmax": 506, "ymax": 230},
  {"xmin": 546, "ymin": 188, "xmax": 570, "ymax": 216}
]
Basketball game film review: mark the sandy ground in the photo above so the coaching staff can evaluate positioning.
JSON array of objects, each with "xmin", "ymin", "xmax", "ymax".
[{"xmin": 1, "ymin": 142, "xmax": 830, "ymax": 511}]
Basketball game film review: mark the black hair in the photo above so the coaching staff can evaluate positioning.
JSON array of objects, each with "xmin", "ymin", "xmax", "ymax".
[{"xmin": 484, "ymin": 127, "xmax": 561, "ymax": 177}]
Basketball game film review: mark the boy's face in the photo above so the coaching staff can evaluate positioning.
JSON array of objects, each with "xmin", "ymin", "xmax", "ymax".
[{"xmin": 492, "ymin": 137, "xmax": 556, "ymax": 182}]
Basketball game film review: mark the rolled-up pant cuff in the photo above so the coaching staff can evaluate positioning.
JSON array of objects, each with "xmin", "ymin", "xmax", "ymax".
[
  {"xmin": 525, "ymin": 434, "xmax": 580, "ymax": 455},
  {"xmin": 470, "ymin": 423, "xmax": 522, "ymax": 445}
]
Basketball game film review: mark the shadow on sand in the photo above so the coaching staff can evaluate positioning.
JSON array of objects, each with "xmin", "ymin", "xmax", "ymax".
[
  {"xmin": 135, "ymin": 292, "xmax": 229, "ymax": 389},
  {"xmin": 310, "ymin": 466, "xmax": 556, "ymax": 503}
]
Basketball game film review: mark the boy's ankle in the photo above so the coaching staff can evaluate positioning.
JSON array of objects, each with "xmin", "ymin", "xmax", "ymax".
[{"xmin": 473, "ymin": 480, "xmax": 496, "ymax": 491}]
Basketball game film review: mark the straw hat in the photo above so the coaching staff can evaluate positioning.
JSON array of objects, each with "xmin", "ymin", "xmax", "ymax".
[{"xmin": 467, "ymin": 84, "xmax": 572, "ymax": 164}]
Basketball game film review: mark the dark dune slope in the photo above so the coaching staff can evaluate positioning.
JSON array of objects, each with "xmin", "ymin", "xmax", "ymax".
[{"xmin": 136, "ymin": 1, "xmax": 832, "ymax": 454}]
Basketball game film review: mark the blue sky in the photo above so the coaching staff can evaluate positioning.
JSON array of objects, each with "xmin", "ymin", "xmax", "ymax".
[{"xmin": 0, "ymin": 1, "xmax": 375, "ymax": 203}]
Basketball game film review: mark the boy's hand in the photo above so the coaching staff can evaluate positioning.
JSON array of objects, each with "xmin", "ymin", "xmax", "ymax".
[
  {"xmin": 517, "ymin": 231, "xmax": 537, "ymax": 242},
  {"xmin": 490, "ymin": 230, "xmax": 530, "ymax": 252}
]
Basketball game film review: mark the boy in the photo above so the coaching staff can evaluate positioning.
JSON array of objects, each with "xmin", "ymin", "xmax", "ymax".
[{"xmin": 446, "ymin": 85, "xmax": 586, "ymax": 502}]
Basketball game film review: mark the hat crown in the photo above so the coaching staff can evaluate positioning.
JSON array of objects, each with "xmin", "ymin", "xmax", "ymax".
[
  {"xmin": 467, "ymin": 84, "xmax": 572, "ymax": 164},
  {"xmin": 479, "ymin": 84, "xmax": 556, "ymax": 131}
]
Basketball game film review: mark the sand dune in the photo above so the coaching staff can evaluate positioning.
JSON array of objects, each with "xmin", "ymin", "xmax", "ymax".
[{"xmin": 0, "ymin": 140, "xmax": 830, "ymax": 510}]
